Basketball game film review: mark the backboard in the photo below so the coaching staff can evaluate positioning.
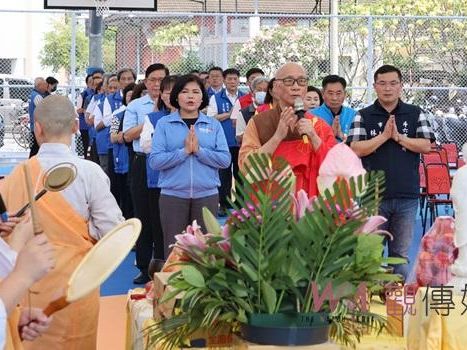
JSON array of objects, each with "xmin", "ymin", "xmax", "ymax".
[{"xmin": 44, "ymin": 0, "xmax": 157, "ymax": 11}]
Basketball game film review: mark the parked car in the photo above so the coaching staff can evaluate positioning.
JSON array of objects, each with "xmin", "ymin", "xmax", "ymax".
[{"xmin": 0, "ymin": 75, "xmax": 33, "ymax": 102}]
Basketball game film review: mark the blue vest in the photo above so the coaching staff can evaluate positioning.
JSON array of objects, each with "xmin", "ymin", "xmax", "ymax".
[
  {"xmin": 145, "ymin": 110, "xmax": 169, "ymax": 188},
  {"xmin": 359, "ymin": 100, "xmax": 423, "ymax": 199},
  {"xmin": 207, "ymin": 86, "xmax": 222, "ymax": 99},
  {"xmin": 95, "ymin": 93, "xmax": 111, "ymax": 155},
  {"xmin": 107, "ymin": 91, "xmax": 123, "ymax": 112},
  {"xmin": 311, "ymin": 104, "xmax": 357, "ymax": 141},
  {"xmin": 214, "ymin": 89, "xmax": 244, "ymax": 147},
  {"xmin": 28, "ymin": 89, "xmax": 44, "ymax": 131},
  {"xmin": 112, "ymin": 109, "xmax": 129, "ymax": 174},
  {"xmin": 79, "ymin": 88, "xmax": 94, "ymax": 130}
]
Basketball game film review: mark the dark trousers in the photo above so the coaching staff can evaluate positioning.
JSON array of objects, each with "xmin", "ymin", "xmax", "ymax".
[
  {"xmin": 29, "ymin": 132, "xmax": 39, "ymax": 158},
  {"xmin": 159, "ymin": 194, "xmax": 219, "ymax": 259},
  {"xmin": 130, "ymin": 153, "xmax": 164, "ymax": 272},
  {"xmin": 219, "ymin": 146, "xmax": 239, "ymax": 208},
  {"xmin": 113, "ymin": 172, "xmax": 133, "ymax": 219},
  {"xmin": 80, "ymin": 129, "xmax": 89, "ymax": 158}
]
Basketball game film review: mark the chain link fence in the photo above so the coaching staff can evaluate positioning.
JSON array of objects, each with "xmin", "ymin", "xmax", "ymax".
[{"xmin": 0, "ymin": 9, "xmax": 466, "ymax": 150}]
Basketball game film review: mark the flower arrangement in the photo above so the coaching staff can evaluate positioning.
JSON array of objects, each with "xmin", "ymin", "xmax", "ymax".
[{"xmin": 146, "ymin": 144, "xmax": 404, "ymax": 349}]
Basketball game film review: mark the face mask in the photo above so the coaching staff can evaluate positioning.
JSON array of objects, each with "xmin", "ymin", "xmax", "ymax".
[
  {"xmin": 255, "ymin": 91, "xmax": 266, "ymax": 105},
  {"xmin": 51, "ymin": 86, "xmax": 57, "ymax": 93}
]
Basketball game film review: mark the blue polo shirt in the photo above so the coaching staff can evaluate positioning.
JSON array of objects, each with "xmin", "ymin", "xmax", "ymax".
[
  {"xmin": 311, "ymin": 104, "xmax": 356, "ymax": 141},
  {"xmin": 122, "ymin": 94, "xmax": 156, "ymax": 153}
]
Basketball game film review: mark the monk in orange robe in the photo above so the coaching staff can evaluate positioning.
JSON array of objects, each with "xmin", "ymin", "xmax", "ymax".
[
  {"xmin": 239, "ymin": 62, "xmax": 336, "ymax": 197},
  {"xmin": 0, "ymin": 95, "xmax": 124, "ymax": 350}
]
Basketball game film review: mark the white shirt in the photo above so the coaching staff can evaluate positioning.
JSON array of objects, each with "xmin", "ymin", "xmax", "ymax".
[
  {"xmin": 0, "ymin": 239, "xmax": 16, "ymax": 280},
  {"xmin": 93, "ymin": 98, "xmax": 112, "ymax": 128},
  {"xmin": 206, "ymin": 90, "xmax": 240, "ymax": 117},
  {"xmin": 85, "ymin": 95, "xmax": 99, "ymax": 116},
  {"xmin": 36, "ymin": 143, "xmax": 124, "ymax": 239},
  {"xmin": 230, "ymin": 99, "xmax": 242, "ymax": 121}
]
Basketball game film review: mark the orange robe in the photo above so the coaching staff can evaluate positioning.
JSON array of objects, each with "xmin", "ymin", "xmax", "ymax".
[
  {"xmin": 0, "ymin": 157, "xmax": 99, "ymax": 350},
  {"xmin": 3, "ymin": 306, "xmax": 23, "ymax": 350},
  {"xmin": 239, "ymin": 108, "xmax": 336, "ymax": 197}
]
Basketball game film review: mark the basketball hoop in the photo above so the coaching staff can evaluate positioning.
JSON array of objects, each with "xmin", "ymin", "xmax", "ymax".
[{"xmin": 94, "ymin": 0, "xmax": 112, "ymax": 16}]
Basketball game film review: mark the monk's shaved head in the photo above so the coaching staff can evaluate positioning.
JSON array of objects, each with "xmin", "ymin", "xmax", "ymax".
[
  {"xmin": 35, "ymin": 95, "xmax": 77, "ymax": 137},
  {"xmin": 275, "ymin": 62, "xmax": 306, "ymax": 79}
]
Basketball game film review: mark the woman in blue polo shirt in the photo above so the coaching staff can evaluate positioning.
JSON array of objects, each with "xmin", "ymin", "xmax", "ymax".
[{"xmin": 149, "ymin": 74, "xmax": 231, "ymax": 258}]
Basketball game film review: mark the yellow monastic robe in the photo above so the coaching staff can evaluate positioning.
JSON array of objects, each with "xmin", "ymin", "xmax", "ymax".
[{"xmin": 0, "ymin": 157, "xmax": 100, "ymax": 350}]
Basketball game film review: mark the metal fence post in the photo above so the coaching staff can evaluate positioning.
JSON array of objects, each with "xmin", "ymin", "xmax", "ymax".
[
  {"xmin": 222, "ymin": 14, "xmax": 228, "ymax": 69},
  {"xmin": 366, "ymin": 15, "xmax": 374, "ymax": 105},
  {"xmin": 70, "ymin": 12, "xmax": 77, "ymax": 103}
]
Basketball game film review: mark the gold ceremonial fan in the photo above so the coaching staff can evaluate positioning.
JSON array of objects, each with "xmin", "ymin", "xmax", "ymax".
[{"xmin": 43, "ymin": 218, "xmax": 142, "ymax": 316}]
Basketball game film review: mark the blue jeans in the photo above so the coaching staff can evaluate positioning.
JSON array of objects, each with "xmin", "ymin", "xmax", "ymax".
[{"xmin": 379, "ymin": 198, "xmax": 419, "ymax": 280}]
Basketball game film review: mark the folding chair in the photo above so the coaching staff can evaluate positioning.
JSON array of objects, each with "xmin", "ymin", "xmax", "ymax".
[
  {"xmin": 422, "ymin": 163, "xmax": 452, "ymax": 235},
  {"xmin": 441, "ymin": 143, "xmax": 459, "ymax": 169}
]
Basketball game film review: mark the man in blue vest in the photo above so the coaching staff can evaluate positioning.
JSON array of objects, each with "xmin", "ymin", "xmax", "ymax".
[
  {"xmin": 311, "ymin": 75, "xmax": 356, "ymax": 142},
  {"xmin": 28, "ymin": 77, "xmax": 48, "ymax": 158},
  {"xmin": 207, "ymin": 68, "xmax": 245, "ymax": 216},
  {"xmin": 206, "ymin": 66, "xmax": 224, "ymax": 99},
  {"xmin": 347, "ymin": 65, "xmax": 435, "ymax": 280}
]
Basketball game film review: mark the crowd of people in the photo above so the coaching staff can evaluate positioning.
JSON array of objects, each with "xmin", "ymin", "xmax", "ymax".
[{"xmin": 0, "ymin": 59, "xmax": 435, "ymax": 348}]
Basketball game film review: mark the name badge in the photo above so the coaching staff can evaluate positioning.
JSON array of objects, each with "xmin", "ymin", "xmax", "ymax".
[{"xmin": 198, "ymin": 126, "xmax": 213, "ymax": 133}]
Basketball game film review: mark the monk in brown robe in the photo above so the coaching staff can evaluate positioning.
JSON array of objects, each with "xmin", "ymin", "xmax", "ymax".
[
  {"xmin": 239, "ymin": 62, "xmax": 336, "ymax": 197},
  {"xmin": 1, "ymin": 95, "xmax": 124, "ymax": 350}
]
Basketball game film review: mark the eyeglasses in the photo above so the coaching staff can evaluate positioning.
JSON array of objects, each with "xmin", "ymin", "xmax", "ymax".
[
  {"xmin": 146, "ymin": 77, "xmax": 164, "ymax": 83},
  {"xmin": 375, "ymin": 81, "xmax": 401, "ymax": 87},
  {"xmin": 276, "ymin": 77, "xmax": 308, "ymax": 87}
]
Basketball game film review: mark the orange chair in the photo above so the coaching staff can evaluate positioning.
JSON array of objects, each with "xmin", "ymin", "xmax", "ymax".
[
  {"xmin": 441, "ymin": 143, "xmax": 459, "ymax": 168},
  {"xmin": 422, "ymin": 151, "xmax": 442, "ymax": 166},
  {"xmin": 422, "ymin": 163, "xmax": 452, "ymax": 234}
]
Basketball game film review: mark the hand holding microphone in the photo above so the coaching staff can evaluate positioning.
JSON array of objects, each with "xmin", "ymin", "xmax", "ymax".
[{"xmin": 294, "ymin": 97, "xmax": 309, "ymax": 144}]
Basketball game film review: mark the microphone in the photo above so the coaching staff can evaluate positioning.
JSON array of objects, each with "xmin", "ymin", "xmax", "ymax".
[
  {"xmin": 294, "ymin": 97, "xmax": 309, "ymax": 144},
  {"xmin": 0, "ymin": 194, "xmax": 8, "ymax": 222}
]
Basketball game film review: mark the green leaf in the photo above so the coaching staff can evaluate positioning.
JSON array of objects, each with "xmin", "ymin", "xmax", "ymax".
[
  {"xmin": 182, "ymin": 266, "xmax": 205, "ymax": 288},
  {"xmin": 261, "ymin": 280, "xmax": 277, "ymax": 314},
  {"xmin": 202, "ymin": 207, "xmax": 222, "ymax": 235}
]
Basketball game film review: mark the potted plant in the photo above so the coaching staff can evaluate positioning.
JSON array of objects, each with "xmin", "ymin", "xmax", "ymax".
[{"xmin": 146, "ymin": 144, "xmax": 404, "ymax": 349}]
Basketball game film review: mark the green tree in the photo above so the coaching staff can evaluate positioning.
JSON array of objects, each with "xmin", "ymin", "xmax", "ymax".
[
  {"xmin": 39, "ymin": 15, "xmax": 89, "ymax": 76},
  {"xmin": 232, "ymin": 25, "xmax": 327, "ymax": 82},
  {"xmin": 149, "ymin": 21, "xmax": 202, "ymax": 74},
  {"xmin": 339, "ymin": 0, "xmax": 467, "ymax": 90}
]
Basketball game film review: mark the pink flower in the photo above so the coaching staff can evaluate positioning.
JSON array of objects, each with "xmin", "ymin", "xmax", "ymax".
[
  {"xmin": 291, "ymin": 189, "xmax": 316, "ymax": 220},
  {"xmin": 174, "ymin": 220, "xmax": 211, "ymax": 252},
  {"xmin": 317, "ymin": 143, "xmax": 366, "ymax": 194},
  {"xmin": 356, "ymin": 215, "xmax": 393, "ymax": 239}
]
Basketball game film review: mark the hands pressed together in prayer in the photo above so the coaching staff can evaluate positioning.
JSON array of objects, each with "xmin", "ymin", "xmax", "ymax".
[
  {"xmin": 331, "ymin": 115, "xmax": 345, "ymax": 140},
  {"xmin": 273, "ymin": 106, "xmax": 322, "ymax": 150},
  {"xmin": 184, "ymin": 125, "xmax": 199, "ymax": 154},
  {"xmin": 383, "ymin": 115, "xmax": 402, "ymax": 142}
]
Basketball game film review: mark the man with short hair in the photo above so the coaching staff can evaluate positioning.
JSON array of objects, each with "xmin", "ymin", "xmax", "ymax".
[
  {"xmin": 207, "ymin": 68, "xmax": 245, "ymax": 216},
  {"xmin": 1, "ymin": 95, "xmax": 123, "ymax": 349},
  {"xmin": 239, "ymin": 62, "xmax": 336, "ymax": 197},
  {"xmin": 347, "ymin": 65, "xmax": 435, "ymax": 280},
  {"xmin": 206, "ymin": 66, "xmax": 224, "ymax": 98},
  {"xmin": 230, "ymin": 67, "xmax": 265, "ymax": 131},
  {"xmin": 311, "ymin": 75, "xmax": 356, "ymax": 141},
  {"xmin": 123, "ymin": 63, "xmax": 168, "ymax": 284},
  {"xmin": 28, "ymin": 77, "xmax": 48, "ymax": 158}
]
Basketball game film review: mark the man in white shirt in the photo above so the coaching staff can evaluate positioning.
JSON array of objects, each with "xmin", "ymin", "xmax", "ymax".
[{"xmin": 207, "ymin": 68, "xmax": 245, "ymax": 216}]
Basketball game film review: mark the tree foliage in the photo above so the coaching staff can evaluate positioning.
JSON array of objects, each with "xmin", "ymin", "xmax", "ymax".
[
  {"xmin": 149, "ymin": 21, "xmax": 199, "ymax": 53},
  {"xmin": 39, "ymin": 16, "xmax": 89, "ymax": 76},
  {"xmin": 339, "ymin": 0, "xmax": 467, "ymax": 90},
  {"xmin": 233, "ymin": 25, "xmax": 327, "ymax": 81}
]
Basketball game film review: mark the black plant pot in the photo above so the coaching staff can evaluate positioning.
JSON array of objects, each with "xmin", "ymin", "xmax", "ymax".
[{"xmin": 240, "ymin": 312, "xmax": 330, "ymax": 346}]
